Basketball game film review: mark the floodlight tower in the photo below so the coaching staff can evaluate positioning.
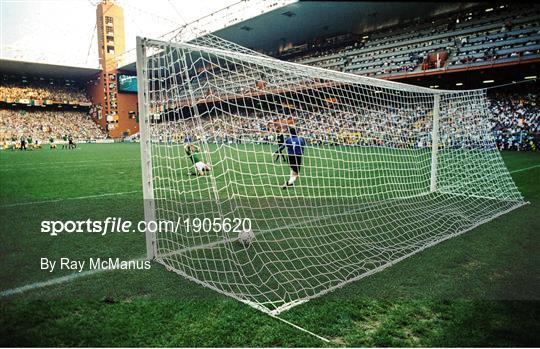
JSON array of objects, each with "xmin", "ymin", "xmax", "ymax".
[{"xmin": 94, "ymin": 0, "xmax": 126, "ymax": 135}]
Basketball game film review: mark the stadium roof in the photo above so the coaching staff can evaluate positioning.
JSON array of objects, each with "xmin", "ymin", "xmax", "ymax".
[
  {"xmin": 0, "ymin": 59, "xmax": 101, "ymax": 81},
  {"xmin": 212, "ymin": 1, "xmax": 480, "ymax": 54},
  {"xmin": 118, "ymin": 1, "xmax": 480, "ymax": 73}
]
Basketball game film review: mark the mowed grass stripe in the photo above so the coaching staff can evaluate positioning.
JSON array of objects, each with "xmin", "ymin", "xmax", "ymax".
[
  {"xmin": 0, "ymin": 144, "xmax": 536, "ymax": 297},
  {"xmin": 0, "ymin": 143, "xmax": 538, "ymax": 346}
]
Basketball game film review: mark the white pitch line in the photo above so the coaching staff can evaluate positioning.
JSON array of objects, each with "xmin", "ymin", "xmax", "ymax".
[
  {"xmin": 0, "ymin": 190, "xmax": 141, "ymax": 208},
  {"xmin": 0, "ymin": 257, "xmax": 146, "ymax": 298},
  {"xmin": 0, "ymin": 163, "xmax": 137, "ymax": 172},
  {"xmin": 509, "ymin": 164, "xmax": 540, "ymax": 174},
  {"xmin": 0, "ymin": 158, "xmax": 138, "ymax": 169}
]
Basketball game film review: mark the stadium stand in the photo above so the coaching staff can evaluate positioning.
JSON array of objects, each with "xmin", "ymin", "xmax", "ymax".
[
  {"xmin": 149, "ymin": 4, "xmax": 539, "ymax": 111},
  {"xmin": 0, "ymin": 107, "xmax": 107, "ymax": 144},
  {"xmin": 287, "ymin": 4, "xmax": 540, "ymax": 78},
  {"xmin": 0, "ymin": 73, "xmax": 107, "ymax": 144},
  {"xmin": 0, "ymin": 3, "xmax": 537, "ymax": 150},
  {"xmin": 0, "ymin": 74, "xmax": 91, "ymax": 104},
  {"xmin": 2, "ymin": 75, "xmax": 534, "ymax": 150},
  {"xmin": 149, "ymin": 86, "xmax": 539, "ymax": 151}
]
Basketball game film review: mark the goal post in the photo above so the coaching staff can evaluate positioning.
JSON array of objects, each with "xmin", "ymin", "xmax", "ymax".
[
  {"xmin": 430, "ymin": 94, "xmax": 440, "ymax": 193},
  {"xmin": 136, "ymin": 37, "xmax": 156, "ymax": 260},
  {"xmin": 136, "ymin": 36, "xmax": 527, "ymax": 314}
]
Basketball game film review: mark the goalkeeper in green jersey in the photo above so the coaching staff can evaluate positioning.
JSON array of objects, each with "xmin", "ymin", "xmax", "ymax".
[{"xmin": 184, "ymin": 143, "xmax": 211, "ymax": 176}]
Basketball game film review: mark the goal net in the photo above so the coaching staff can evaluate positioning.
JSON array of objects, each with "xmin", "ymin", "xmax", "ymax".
[{"xmin": 136, "ymin": 37, "xmax": 526, "ymax": 314}]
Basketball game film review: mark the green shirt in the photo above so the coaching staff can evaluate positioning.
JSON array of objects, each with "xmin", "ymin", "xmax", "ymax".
[
  {"xmin": 191, "ymin": 152, "xmax": 201, "ymax": 163},
  {"xmin": 185, "ymin": 147, "xmax": 201, "ymax": 164}
]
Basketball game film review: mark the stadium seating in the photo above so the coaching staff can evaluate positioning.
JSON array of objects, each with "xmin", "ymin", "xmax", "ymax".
[
  {"xmin": 0, "ymin": 107, "xmax": 107, "ymax": 143},
  {"xmin": 289, "ymin": 4, "xmax": 540, "ymax": 78},
  {"xmin": 0, "ymin": 73, "xmax": 107, "ymax": 144},
  {"xmin": 184, "ymin": 4, "xmax": 539, "ymax": 100},
  {"xmin": 0, "ymin": 74, "xmax": 91, "ymax": 103}
]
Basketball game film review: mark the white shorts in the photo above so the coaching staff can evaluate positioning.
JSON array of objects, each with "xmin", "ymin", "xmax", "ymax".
[{"xmin": 195, "ymin": 161, "xmax": 207, "ymax": 172}]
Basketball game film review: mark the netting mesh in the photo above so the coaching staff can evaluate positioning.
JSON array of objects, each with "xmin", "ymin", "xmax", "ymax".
[{"xmin": 137, "ymin": 38, "xmax": 525, "ymax": 314}]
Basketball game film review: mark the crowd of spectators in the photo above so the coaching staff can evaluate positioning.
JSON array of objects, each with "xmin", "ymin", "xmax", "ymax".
[
  {"xmin": 1, "ymin": 91, "xmax": 535, "ymax": 151},
  {"xmin": 150, "ymin": 105, "xmax": 453, "ymax": 149},
  {"xmin": 0, "ymin": 107, "xmax": 107, "ymax": 143},
  {"xmin": 489, "ymin": 90, "xmax": 539, "ymax": 151},
  {"xmin": 149, "ymin": 89, "xmax": 538, "ymax": 152},
  {"xmin": 0, "ymin": 75, "xmax": 90, "ymax": 103}
]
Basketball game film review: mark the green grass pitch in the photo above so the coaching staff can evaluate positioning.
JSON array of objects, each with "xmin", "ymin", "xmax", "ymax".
[{"xmin": 0, "ymin": 143, "xmax": 538, "ymax": 346}]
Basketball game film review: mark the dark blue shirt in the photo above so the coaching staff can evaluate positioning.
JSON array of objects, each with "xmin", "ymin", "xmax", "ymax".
[{"xmin": 285, "ymin": 135, "xmax": 306, "ymax": 156}]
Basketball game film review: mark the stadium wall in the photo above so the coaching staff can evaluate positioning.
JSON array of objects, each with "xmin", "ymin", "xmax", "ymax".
[
  {"xmin": 86, "ymin": 72, "xmax": 139, "ymax": 138},
  {"xmin": 116, "ymin": 91, "xmax": 139, "ymax": 137},
  {"xmin": 87, "ymin": 74, "xmax": 106, "ymax": 131}
]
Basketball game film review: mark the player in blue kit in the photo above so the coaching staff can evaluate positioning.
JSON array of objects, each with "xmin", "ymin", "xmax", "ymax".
[{"xmin": 282, "ymin": 127, "xmax": 306, "ymax": 189}]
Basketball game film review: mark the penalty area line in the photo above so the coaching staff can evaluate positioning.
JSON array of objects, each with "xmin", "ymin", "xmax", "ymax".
[
  {"xmin": 0, "ymin": 257, "xmax": 146, "ymax": 298},
  {"xmin": 509, "ymin": 164, "xmax": 540, "ymax": 174},
  {"xmin": 0, "ymin": 190, "xmax": 141, "ymax": 208}
]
